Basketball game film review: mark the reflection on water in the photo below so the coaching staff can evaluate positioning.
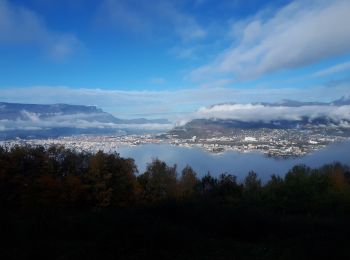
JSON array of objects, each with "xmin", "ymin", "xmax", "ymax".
[{"xmin": 117, "ymin": 141, "xmax": 350, "ymax": 181}]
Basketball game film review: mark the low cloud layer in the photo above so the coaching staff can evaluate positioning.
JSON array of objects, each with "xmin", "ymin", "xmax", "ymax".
[
  {"xmin": 0, "ymin": 111, "xmax": 173, "ymax": 132},
  {"xmin": 1, "ymin": 101, "xmax": 350, "ymax": 132},
  {"xmin": 191, "ymin": 103, "xmax": 350, "ymax": 126}
]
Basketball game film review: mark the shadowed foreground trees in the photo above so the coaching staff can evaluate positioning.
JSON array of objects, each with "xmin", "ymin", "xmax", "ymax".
[
  {"xmin": 1, "ymin": 145, "xmax": 350, "ymax": 259},
  {"xmin": 1, "ymin": 144, "xmax": 350, "ymax": 212},
  {"xmin": 0, "ymin": 145, "xmax": 139, "ymax": 209}
]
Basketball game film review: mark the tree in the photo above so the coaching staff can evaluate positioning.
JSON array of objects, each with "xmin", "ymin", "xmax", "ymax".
[
  {"xmin": 179, "ymin": 165, "xmax": 198, "ymax": 198},
  {"xmin": 137, "ymin": 159, "xmax": 178, "ymax": 202},
  {"xmin": 264, "ymin": 174, "xmax": 285, "ymax": 212},
  {"xmin": 86, "ymin": 151, "xmax": 138, "ymax": 208},
  {"xmin": 198, "ymin": 173, "xmax": 217, "ymax": 195},
  {"xmin": 216, "ymin": 173, "xmax": 242, "ymax": 203},
  {"xmin": 243, "ymin": 171, "xmax": 262, "ymax": 203}
]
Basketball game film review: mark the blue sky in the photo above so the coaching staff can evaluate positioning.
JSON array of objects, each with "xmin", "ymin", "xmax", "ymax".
[{"xmin": 0, "ymin": 0, "xmax": 350, "ymax": 119}]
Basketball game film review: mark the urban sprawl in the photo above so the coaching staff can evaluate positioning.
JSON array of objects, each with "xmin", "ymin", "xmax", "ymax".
[{"xmin": 1, "ymin": 128, "xmax": 348, "ymax": 158}]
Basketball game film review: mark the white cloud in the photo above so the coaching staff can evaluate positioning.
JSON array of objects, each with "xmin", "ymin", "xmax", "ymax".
[
  {"xmin": 312, "ymin": 61, "xmax": 350, "ymax": 78},
  {"xmin": 192, "ymin": 103, "xmax": 350, "ymax": 124},
  {"xmin": 20, "ymin": 110, "xmax": 40, "ymax": 122},
  {"xmin": 0, "ymin": 0, "xmax": 80, "ymax": 59},
  {"xmin": 190, "ymin": 0, "xmax": 350, "ymax": 80}
]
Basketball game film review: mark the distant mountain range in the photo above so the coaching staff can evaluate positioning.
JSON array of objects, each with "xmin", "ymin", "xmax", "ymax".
[
  {"xmin": 0, "ymin": 102, "xmax": 117, "ymax": 122},
  {"xmin": 1, "ymin": 97, "xmax": 349, "ymax": 140},
  {"xmin": 0, "ymin": 102, "xmax": 171, "ymax": 139}
]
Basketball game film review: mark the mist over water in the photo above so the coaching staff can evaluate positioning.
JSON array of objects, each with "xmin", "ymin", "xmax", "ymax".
[{"xmin": 117, "ymin": 141, "xmax": 350, "ymax": 181}]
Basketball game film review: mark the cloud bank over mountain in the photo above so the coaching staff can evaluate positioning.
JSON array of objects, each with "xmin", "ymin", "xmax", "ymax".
[
  {"xmin": 1, "ymin": 98, "xmax": 350, "ymax": 139},
  {"xmin": 0, "ymin": 115, "xmax": 173, "ymax": 131},
  {"xmin": 187, "ymin": 98, "xmax": 350, "ymax": 127},
  {"xmin": 0, "ymin": 103, "xmax": 172, "ymax": 133}
]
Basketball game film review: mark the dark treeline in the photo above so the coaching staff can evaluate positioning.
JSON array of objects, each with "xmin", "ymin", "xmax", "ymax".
[
  {"xmin": 1, "ymin": 145, "xmax": 350, "ymax": 259},
  {"xmin": 1, "ymin": 145, "xmax": 350, "ymax": 214}
]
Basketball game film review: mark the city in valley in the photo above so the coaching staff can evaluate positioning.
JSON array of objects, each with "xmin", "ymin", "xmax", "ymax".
[{"xmin": 2, "ymin": 128, "xmax": 349, "ymax": 158}]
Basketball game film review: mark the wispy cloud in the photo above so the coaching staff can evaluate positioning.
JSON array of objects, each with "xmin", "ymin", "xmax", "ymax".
[
  {"xmin": 190, "ymin": 0, "xmax": 350, "ymax": 81},
  {"xmin": 312, "ymin": 61, "xmax": 350, "ymax": 78},
  {"xmin": 97, "ymin": 0, "xmax": 206, "ymax": 42},
  {"xmin": 149, "ymin": 77, "xmax": 166, "ymax": 85},
  {"xmin": 0, "ymin": 0, "xmax": 81, "ymax": 59}
]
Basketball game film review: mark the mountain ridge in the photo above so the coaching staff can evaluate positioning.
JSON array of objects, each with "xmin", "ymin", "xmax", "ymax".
[
  {"xmin": 0, "ymin": 102, "xmax": 171, "ymax": 139},
  {"xmin": 0, "ymin": 102, "xmax": 170, "ymax": 124}
]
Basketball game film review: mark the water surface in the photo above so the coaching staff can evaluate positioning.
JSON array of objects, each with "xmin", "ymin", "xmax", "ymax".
[{"xmin": 117, "ymin": 141, "xmax": 350, "ymax": 181}]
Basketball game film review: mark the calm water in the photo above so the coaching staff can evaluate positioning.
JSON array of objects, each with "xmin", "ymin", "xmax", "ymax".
[{"xmin": 117, "ymin": 141, "xmax": 350, "ymax": 181}]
